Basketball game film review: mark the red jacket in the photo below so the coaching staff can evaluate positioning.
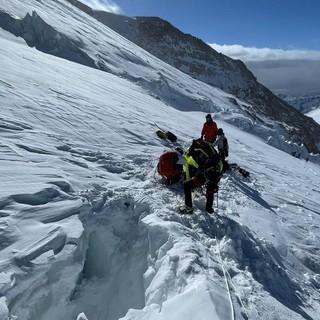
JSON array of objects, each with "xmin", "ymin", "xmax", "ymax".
[{"xmin": 201, "ymin": 121, "xmax": 218, "ymax": 142}]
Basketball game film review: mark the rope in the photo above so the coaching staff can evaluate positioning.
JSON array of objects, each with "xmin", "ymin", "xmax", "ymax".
[
  {"xmin": 161, "ymin": 166, "xmax": 249, "ymax": 319},
  {"xmin": 213, "ymin": 210, "xmax": 250, "ymax": 320},
  {"xmin": 214, "ymin": 233, "xmax": 236, "ymax": 320},
  {"xmin": 224, "ymin": 269, "xmax": 250, "ymax": 320},
  {"xmin": 175, "ymin": 209, "xmax": 236, "ymax": 320}
]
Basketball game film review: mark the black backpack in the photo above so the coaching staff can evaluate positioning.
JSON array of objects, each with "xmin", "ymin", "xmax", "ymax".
[
  {"xmin": 221, "ymin": 137, "xmax": 229, "ymax": 158},
  {"xmin": 189, "ymin": 139, "xmax": 219, "ymax": 170},
  {"xmin": 156, "ymin": 130, "xmax": 177, "ymax": 143}
]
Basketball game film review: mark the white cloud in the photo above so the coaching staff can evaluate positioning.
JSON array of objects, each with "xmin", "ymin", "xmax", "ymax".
[
  {"xmin": 209, "ymin": 43, "xmax": 320, "ymax": 95},
  {"xmin": 78, "ymin": 0, "xmax": 123, "ymax": 14},
  {"xmin": 209, "ymin": 43, "xmax": 320, "ymax": 62}
]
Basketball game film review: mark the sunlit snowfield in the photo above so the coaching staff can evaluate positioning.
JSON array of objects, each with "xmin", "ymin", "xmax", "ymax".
[{"xmin": 1, "ymin": 1, "xmax": 320, "ymax": 319}]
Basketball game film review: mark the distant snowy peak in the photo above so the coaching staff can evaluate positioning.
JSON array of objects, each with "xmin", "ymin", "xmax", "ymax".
[
  {"xmin": 277, "ymin": 92, "xmax": 320, "ymax": 124},
  {"xmin": 307, "ymin": 109, "xmax": 320, "ymax": 124},
  {"xmin": 278, "ymin": 93, "xmax": 320, "ymax": 114}
]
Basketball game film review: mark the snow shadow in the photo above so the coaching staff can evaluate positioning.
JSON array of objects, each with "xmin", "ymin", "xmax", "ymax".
[
  {"xmin": 197, "ymin": 215, "xmax": 313, "ymax": 320},
  {"xmin": 10, "ymin": 187, "xmax": 60, "ymax": 206},
  {"xmin": 0, "ymin": 188, "xmax": 61, "ymax": 212},
  {"xmin": 230, "ymin": 174, "xmax": 275, "ymax": 212},
  {"xmin": 0, "ymin": 116, "xmax": 32, "ymax": 132}
]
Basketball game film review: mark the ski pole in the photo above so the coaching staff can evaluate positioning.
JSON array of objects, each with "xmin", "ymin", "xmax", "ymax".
[{"xmin": 216, "ymin": 189, "xmax": 219, "ymax": 209}]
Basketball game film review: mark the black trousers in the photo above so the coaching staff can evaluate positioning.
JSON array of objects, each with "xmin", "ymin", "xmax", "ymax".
[{"xmin": 183, "ymin": 173, "xmax": 218, "ymax": 209}]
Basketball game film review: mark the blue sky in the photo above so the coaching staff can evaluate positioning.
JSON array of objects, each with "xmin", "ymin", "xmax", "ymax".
[
  {"xmin": 80, "ymin": 0, "xmax": 319, "ymax": 51},
  {"xmin": 79, "ymin": 0, "xmax": 320, "ymax": 95}
]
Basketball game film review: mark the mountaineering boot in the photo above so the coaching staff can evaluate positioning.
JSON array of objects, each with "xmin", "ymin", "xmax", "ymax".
[
  {"xmin": 179, "ymin": 205, "xmax": 193, "ymax": 214},
  {"xmin": 205, "ymin": 192, "xmax": 214, "ymax": 214},
  {"xmin": 205, "ymin": 207, "xmax": 214, "ymax": 214}
]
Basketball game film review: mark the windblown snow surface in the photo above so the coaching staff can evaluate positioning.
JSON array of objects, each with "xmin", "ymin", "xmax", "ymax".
[{"xmin": 1, "ymin": 1, "xmax": 320, "ymax": 320}]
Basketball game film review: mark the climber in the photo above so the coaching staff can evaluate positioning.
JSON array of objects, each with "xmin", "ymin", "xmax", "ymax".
[
  {"xmin": 179, "ymin": 139, "xmax": 224, "ymax": 214},
  {"xmin": 201, "ymin": 114, "xmax": 218, "ymax": 143}
]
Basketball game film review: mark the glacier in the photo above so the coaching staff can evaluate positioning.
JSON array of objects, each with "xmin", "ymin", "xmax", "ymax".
[{"xmin": 1, "ymin": 1, "xmax": 320, "ymax": 319}]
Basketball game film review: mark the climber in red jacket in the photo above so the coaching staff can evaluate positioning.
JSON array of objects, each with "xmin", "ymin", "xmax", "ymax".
[{"xmin": 201, "ymin": 114, "xmax": 218, "ymax": 143}]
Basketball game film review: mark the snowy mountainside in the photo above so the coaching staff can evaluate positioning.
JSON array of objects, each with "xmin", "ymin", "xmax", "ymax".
[
  {"xmin": 1, "ymin": 19, "xmax": 320, "ymax": 320},
  {"xmin": 1, "ymin": 0, "xmax": 320, "ymax": 154},
  {"xmin": 0, "ymin": 0, "xmax": 235, "ymax": 113},
  {"xmin": 67, "ymin": 0, "xmax": 320, "ymax": 154}
]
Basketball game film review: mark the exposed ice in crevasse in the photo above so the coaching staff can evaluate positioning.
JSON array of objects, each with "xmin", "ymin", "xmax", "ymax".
[{"xmin": 71, "ymin": 194, "xmax": 149, "ymax": 320}]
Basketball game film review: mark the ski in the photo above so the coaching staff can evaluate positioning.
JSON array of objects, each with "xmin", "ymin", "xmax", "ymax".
[{"xmin": 154, "ymin": 123, "xmax": 177, "ymax": 143}]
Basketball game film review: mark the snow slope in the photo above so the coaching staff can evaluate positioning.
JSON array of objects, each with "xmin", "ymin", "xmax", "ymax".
[
  {"xmin": 2, "ymin": 0, "xmax": 319, "ymax": 157},
  {"xmin": 307, "ymin": 109, "xmax": 320, "ymax": 124},
  {"xmin": 1, "ymin": 3, "xmax": 320, "ymax": 320}
]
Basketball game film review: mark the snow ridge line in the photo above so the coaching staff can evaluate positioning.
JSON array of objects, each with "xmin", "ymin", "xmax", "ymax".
[{"xmin": 175, "ymin": 211, "xmax": 239, "ymax": 319}]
